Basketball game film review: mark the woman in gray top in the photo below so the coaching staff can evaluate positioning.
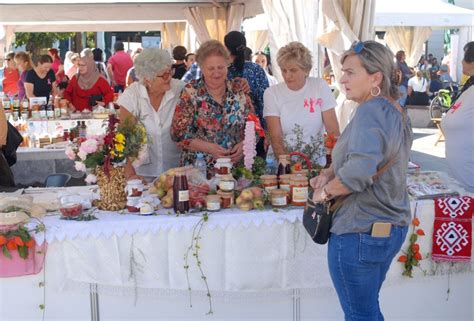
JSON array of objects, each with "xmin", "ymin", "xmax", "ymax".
[{"xmin": 310, "ymin": 40, "xmax": 412, "ymax": 320}]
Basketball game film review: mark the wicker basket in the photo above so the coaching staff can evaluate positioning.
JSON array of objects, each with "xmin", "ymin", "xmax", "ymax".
[{"xmin": 93, "ymin": 166, "xmax": 127, "ymax": 211}]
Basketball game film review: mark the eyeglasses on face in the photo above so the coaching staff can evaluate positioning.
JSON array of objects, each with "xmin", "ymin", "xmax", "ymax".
[{"xmin": 156, "ymin": 68, "xmax": 175, "ymax": 80}]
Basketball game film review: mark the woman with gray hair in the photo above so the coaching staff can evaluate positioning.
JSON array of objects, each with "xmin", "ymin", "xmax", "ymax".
[
  {"xmin": 309, "ymin": 40, "xmax": 412, "ymax": 320},
  {"xmin": 118, "ymin": 48, "xmax": 185, "ymax": 181},
  {"xmin": 263, "ymin": 41, "xmax": 339, "ymax": 165}
]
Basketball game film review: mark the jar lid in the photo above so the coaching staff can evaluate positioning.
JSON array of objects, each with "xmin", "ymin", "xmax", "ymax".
[
  {"xmin": 206, "ymin": 195, "xmax": 221, "ymax": 201},
  {"xmin": 270, "ymin": 189, "xmax": 287, "ymax": 197},
  {"xmin": 279, "ymin": 174, "xmax": 293, "ymax": 180},
  {"xmin": 291, "ymin": 176, "xmax": 308, "ymax": 183},
  {"xmin": 220, "ymin": 174, "xmax": 234, "ymax": 180},
  {"xmin": 215, "ymin": 158, "xmax": 231, "ymax": 164},
  {"xmin": 260, "ymin": 174, "xmax": 277, "ymax": 180},
  {"xmin": 217, "ymin": 190, "xmax": 233, "ymax": 197}
]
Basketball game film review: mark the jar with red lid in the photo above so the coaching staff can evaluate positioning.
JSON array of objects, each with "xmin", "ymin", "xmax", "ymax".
[
  {"xmin": 290, "ymin": 176, "xmax": 308, "ymax": 206},
  {"xmin": 278, "ymin": 174, "xmax": 292, "ymax": 203},
  {"xmin": 215, "ymin": 158, "xmax": 232, "ymax": 175}
]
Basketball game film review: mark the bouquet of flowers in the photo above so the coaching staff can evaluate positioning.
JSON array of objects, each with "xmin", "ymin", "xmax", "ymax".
[{"xmin": 65, "ymin": 114, "xmax": 147, "ymax": 184}]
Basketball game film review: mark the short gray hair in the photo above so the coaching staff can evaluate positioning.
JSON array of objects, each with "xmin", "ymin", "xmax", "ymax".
[
  {"xmin": 195, "ymin": 40, "xmax": 230, "ymax": 66},
  {"xmin": 134, "ymin": 48, "xmax": 172, "ymax": 83},
  {"xmin": 341, "ymin": 41, "xmax": 399, "ymax": 100},
  {"xmin": 277, "ymin": 42, "xmax": 313, "ymax": 73}
]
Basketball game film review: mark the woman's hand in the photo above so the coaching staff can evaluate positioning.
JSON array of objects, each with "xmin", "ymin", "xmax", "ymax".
[
  {"xmin": 229, "ymin": 142, "xmax": 243, "ymax": 164},
  {"xmin": 310, "ymin": 172, "xmax": 330, "ymax": 190},
  {"xmin": 312, "ymin": 188, "xmax": 324, "ymax": 203},
  {"xmin": 69, "ymin": 103, "xmax": 77, "ymax": 113},
  {"xmin": 232, "ymin": 77, "xmax": 250, "ymax": 94},
  {"xmin": 206, "ymin": 142, "xmax": 231, "ymax": 159}
]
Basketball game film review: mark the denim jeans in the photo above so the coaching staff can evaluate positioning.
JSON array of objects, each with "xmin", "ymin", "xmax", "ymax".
[
  {"xmin": 398, "ymin": 85, "xmax": 408, "ymax": 107},
  {"xmin": 328, "ymin": 225, "xmax": 408, "ymax": 321}
]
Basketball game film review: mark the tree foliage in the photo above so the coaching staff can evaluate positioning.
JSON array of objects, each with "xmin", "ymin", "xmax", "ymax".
[{"xmin": 14, "ymin": 32, "xmax": 75, "ymax": 56}]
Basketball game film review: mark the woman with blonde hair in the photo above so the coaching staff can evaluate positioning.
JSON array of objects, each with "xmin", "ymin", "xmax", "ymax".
[
  {"xmin": 14, "ymin": 51, "xmax": 33, "ymax": 101},
  {"xmin": 263, "ymin": 41, "xmax": 339, "ymax": 164},
  {"xmin": 310, "ymin": 40, "xmax": 412, "ymax": 320}
]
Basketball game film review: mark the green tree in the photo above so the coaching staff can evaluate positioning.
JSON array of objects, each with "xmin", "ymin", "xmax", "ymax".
[{"xmin": 14, "ymin": 32, "xmax": 74, "ymax": 56}]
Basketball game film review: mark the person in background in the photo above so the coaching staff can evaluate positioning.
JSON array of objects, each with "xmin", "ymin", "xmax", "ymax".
[
  {"xmin": 224, "ymin": 31, "xmax": 269, "ymax": 158},
  {"xmin": 0, "ymin": 57, "xmax": 4, "ymax": 93},
  {"xmin": 243, "ymin": 47, "xmax": 253, "ymax": 61},
  {"xmin": 118, "ymin": 48, "xmax": 185, "ymax": 181},
  {"xmin": 310, "ymin": 40, "xmax": 412, "ymax": 321},
  {"xmin": 126, "ymin": 48, "xmax": 143, "ymax": 87},
  {"xmin": 63, "ymin": 56, "xmax": 113, "ymax": 113},
  {"xmin": 14, "ymin": 51, "xmax": 33, "ymax": 101},
  {"xmin": 438, "ymin": 64, "xmax": 453, "ymax": 88},
  {"xmin": 92, "ymin": 48, "xmax": 111, "ymax": 85},
  {"xmin": 428, "ymin": 70, "xmax": 442, "ymax": 100},
  {"xmin": 253, "ymin": 51, "xmax": 278, "ymax": 86},
  {"xmin": 263, "ymin": 41, "xmax": 339, "ymax": 165},
  {"xmin": 66, "ymin": 53, "xmax": 80, "ymax": 79},
  {"xmin": 63, "ymin": 51, "xmax": 74, "ymax": 76},
  {"xmin": 184, "ymin": 53, "xmax": 195, "ymax": 70},
  {"xmin": 24, "ymin": 54, "xmax": 57, "ymax": 101},
  {"xmin": 107, "ymin": 41, "xmax": 134, "ymax": 93},
  {"xmin": 172, "ymin": 45, "xmax": 187, "ymax": 80},
  {"xmin": 395, "ymin": 50, "xmax": 413, "ymax": 107},
  {"xmin": 407, "ymin": 70, "xmax": 429, "ymax": 105},
  {"xmin": 171, "ymin": 40, "xmax": 253, "ymax": 173},
  {"xmin": 48, "ymin": 48, "xmax": 64, "ymax": 84},
  {"xmin": 441, "ymin": 41, "xmax": 474, "ymax": 192},
  {"xmin": 430, "ymin": 57, "xmax": 439, "ymax": 73},
  {"xmin": 2, "ymin": 52, "xmax": 20, "ymax": 97}
]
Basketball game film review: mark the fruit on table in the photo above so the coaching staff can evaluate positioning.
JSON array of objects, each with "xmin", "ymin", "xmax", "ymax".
[
  {"xmin": 59, "ymin": 203, "xmax": 83, "ymax": 218},
  {"xmin": 235, "ymin": 187, "xmax": 264, "ymax": 211}
]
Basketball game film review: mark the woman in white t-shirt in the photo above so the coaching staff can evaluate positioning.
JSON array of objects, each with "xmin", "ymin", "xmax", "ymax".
[
  {"xmin": 117, "ymin": 48, "xmax": 184, "ymax": 181},
  {"xmin": 263, "ymin": 42, "xmax": 339, "ymax": 164},
  {"xmin": 407, "ymin": 70, "xmax": 429, "ymax": 105}
]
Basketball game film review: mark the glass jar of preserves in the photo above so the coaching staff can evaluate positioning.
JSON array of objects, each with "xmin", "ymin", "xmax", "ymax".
[
  {"xmin": 217, "ymin": 190, "xmax": 234, "ymax": 209},
  {"xmin": 270, "ymin": 189, "xmax": 288, "ymax": 208},
  {"xmin": 218, "ymin": 174, "xmax": 235, "ymax": 192},
  {"xmin": 290, "ymin": 176, "xmax": 308, "ymax": 206},
  {"xmin": 173, "ymin": 167, "xmax": 190, "ymax": 214},
  {"xmin": 215, "ymin": 158, "xmax": 232, "ymax": 175},
  {"xmin": 260, "ymin": 174, "xmax": 278, "ymax": 193},
  {"xmin": 279, "ymin": 174, "xmax": 292, "ymax": 203},
  {"xmin": 206, "ymin": 195, "xmax": 221, "ymax": 212}
]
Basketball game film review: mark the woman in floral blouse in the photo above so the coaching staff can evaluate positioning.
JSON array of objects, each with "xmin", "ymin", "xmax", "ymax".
[{"xmin": 171, "ymin": 40, "xmax": 253, "ymax": 173}]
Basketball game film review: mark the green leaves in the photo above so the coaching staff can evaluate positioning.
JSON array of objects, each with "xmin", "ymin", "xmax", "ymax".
[{"xmin": 2, "ymin": 245, "xmax": 12, "ymax": 259}]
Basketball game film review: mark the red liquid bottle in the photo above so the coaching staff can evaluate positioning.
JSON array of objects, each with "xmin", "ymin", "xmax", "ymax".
[
  {"xmin": 277, "ymin": 154, "xmax": 291, "ymax": 187},
  {"xmin": 173, "ymin": 168, "xmax": 190, "ymax": 214}
]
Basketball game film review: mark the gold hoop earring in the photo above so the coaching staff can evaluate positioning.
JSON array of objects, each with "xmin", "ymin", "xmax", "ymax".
[{"xmin": 370, "ymin": 86, "xmax": 381, "ymax": 97}]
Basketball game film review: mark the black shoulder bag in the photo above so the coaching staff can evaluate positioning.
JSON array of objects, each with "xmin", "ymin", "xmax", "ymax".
[
  {"xmin": 1, "ymin": 122, "xmax": 23, "ymax": 167},
  {"xmin": 303, "ymin": 157, "xmax": 398, "ymax": 244}
]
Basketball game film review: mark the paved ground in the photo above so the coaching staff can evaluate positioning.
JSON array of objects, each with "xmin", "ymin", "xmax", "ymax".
[{"xmin": 410, "ymin": 127, "xmax": 448, "ymax": 172}]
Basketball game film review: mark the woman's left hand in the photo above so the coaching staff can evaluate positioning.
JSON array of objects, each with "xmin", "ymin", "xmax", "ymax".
[
  {"xmin": 312, "ymin": 187, "xmax": 324, "ymax": 203},
  {"xmin": 229, "ymin": 142, "xmax": 244, "ymax": 164},
  {"xmin": 233, "ymin": 78, "xmax": 250, "ymax": 94}
]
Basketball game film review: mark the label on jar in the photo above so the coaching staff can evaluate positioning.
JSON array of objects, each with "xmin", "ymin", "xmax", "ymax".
[
  {"xmin": 292, "ymin": 187, "xmax": 308, "ymax": 202},
  {"xmin": 178, "ymin": 190, "xmax": 190, "ymax": 202},
  {"xmin": 272, "ymin": 196, "xmax": 287, "ymax": 206},
  {"xmin": 31, "ymin": 111, "xmax": 40, "ymax": 120},
  {"xmin": 207, "ymin": 201, "xmax": 221, "ymax": 211},
  {"xmin": 280, "ymin": 184, "xmax": 290, "ymax": 191},
  {"xmin": 219, "ymin": 180, "xmax": 234, "ymax": 191},
  {"xmin": 264, "ymin": 185, "xmax": 278, "ymax": 193}
]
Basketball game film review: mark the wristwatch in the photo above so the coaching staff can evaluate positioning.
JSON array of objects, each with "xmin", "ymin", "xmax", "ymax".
[{"xmin": 320, "ymin": 186, "xmax": 333, "ymax": 202}]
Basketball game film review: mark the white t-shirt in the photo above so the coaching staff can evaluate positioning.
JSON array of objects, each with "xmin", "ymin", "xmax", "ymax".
[
  {"xmin": 117, "ymin": 79, "xmax": 185, "ymax": 179},
  {"xmin": 441, "ymin": 86, "xmax": 474, "ymax": 192},
  {"xmin": 263, "ymin": 77, "xmax": 337, "ymax": 163},
  {"xmin": 408, "ymin": 76, "xmax": 428, "ymax": 92}
]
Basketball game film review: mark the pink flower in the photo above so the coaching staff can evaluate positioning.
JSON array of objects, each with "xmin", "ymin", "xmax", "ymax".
[
  {"xmin": 74, "ymin": 161, "xmax": 86, "ymax": 172},
  {"xmin": 77, "ymin": 150, "xmax": 87, "ymax": 161},
  {"xmin": 65, "ymin": 146, "xmax": 76, "ymax": 160},
  {"xmin": 84, "ymin": 174, "xmax": 97, "ymax": 184},
  {"xmin": 79, "ymin": 138, "xmax": 99, "ymax": 154}
]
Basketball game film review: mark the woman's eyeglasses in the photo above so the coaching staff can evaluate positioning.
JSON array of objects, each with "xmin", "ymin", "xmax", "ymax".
[{"xmin": 156, "ymin": 69, "xmax": 175, "ymax": 80}]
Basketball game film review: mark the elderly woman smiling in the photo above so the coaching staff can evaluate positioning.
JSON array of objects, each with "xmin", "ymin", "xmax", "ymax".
[
  {"xmin": 118, "ymin": 48, "xmax": 185, "ymax": 181},
  {"xmin": 171, "ymin": 40, "xmax": 253, "ymax": 174}
]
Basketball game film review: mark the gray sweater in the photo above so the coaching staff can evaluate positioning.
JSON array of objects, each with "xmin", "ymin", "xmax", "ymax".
[{"xmin": 331, "ymin": 97, "xmax": 413, "ymax": 235}]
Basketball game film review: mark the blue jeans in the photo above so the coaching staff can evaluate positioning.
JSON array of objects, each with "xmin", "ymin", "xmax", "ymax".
[
  {"xmin": 328, "ymin": 225, "xmax": 408, "ymax": 321},
  {"xmin": 398, "ymin": 85, "xmax": 408, "ymax": 107}
]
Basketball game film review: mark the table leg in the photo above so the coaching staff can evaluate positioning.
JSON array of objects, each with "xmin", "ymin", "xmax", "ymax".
[
  {"xmin": 293, "ymin": 288, "xmax": 300, "ymax": 321},
  {"xmin": 90, "ymin": 283, "xmax": 100, "ymax": 321}
]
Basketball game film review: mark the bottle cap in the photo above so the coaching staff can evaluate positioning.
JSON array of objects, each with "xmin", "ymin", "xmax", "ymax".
[{"xmin": 196, "ymin": 152, "xmax": 204, "ymax": 159}]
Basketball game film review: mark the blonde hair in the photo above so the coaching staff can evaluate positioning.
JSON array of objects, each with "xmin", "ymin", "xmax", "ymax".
[
  {"xmin": 14, "ymin": 51, "xmax": 33, "ymax": 71},
  {"xmin": 277, "ymin": 41, "xmax": 312, "ymax": 73},
  {"xmin": 341, "ymin": 41, "xmax": 399, "ymax": 100},
  {"xmin": 195, "ymin": 40, "xmax": 230, "ymax": 66}
]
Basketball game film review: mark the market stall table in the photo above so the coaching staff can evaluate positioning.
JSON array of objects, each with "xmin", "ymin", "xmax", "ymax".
[{"xmin": 0, "ymin": 186, "xmax": 472, "ymax": 321}]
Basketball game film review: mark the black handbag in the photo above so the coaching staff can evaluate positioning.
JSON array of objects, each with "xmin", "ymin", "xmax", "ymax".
[
  {"xmin": 89, "ymin": 95, "xmax": 104, "ymax": 107},
  {"xmin": 303, "ymin": 157, "xmax": 399, "ymax": 244},
  {"xmin": 1, "ymin": 122, "xmax": 23, "ymax": 167}
]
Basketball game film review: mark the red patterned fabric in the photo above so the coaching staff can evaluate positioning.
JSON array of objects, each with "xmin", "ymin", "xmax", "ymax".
[{"xmin": 432, "ymin": 196, "xmax": 473, "ymax": 262}]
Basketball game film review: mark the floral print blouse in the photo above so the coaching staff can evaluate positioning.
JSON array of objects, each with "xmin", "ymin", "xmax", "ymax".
[{"xmin": 171, "ymin": 78, "xmax": 253, "ymax": 170}]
